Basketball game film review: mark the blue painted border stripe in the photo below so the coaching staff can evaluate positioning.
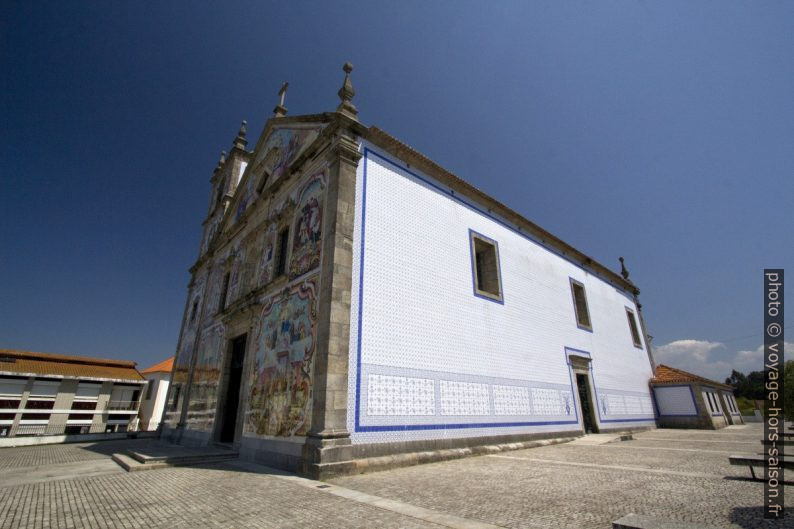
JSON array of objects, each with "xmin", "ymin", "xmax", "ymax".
[{"xmin": 353, "ymin": 149, "xmax": 368, "ymax": 431}]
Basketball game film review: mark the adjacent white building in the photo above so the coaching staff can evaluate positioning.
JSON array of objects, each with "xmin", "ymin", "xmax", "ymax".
[
  {"xmin": 138, "ymin": 357, "xmax": 173, "ymax": 431},
  {"xmin": 651, "ymin": 364, "xmax": 743, "ymax": 429},
  {"xmin": 0, "ymin": 349, "xmax": 146, "ymax": 443}
]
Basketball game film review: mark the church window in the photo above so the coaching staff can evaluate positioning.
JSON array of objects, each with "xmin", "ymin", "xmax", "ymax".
[
  {"xmin": 569, "ymin": 279, "xmax": 592, "ymax": 330},
  {"xmin": 275, "ymin": 228, "xmax": 290, "ymax": 277},
  {"xmin": 219, "ymin": 272, "xmax": 231, "ymax": 312},
  {"xmin": 626, "ymin": 308, "xmax": 642, "ymax": 348},
  {"xmin": 470, "ymin": 231, "xmax": 502, "ymax": 302}
]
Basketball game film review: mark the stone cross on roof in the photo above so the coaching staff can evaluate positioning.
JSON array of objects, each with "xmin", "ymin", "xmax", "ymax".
[{"xmin": 273, "ymin": 81, "xmax": 289, "ymax": 117}]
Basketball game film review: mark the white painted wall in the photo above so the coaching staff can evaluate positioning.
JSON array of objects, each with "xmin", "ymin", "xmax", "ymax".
[
  {"xmin": 139, "ymin": 373, "xmax": 170, "ymax": 431},
  {"xmin": 703, "ymin": 390, "xmax": 724, "ymax": 416},
  {"xmin": 653, "ymin": 386, "xmax": 697, "ymax": 416},
  {"xmin": 347, "ymin": 142, "xmax": 656, "ymax": 444},
  {"xmin": 720, "ymin": 390, "xmax": 741, "ymax": 416}
]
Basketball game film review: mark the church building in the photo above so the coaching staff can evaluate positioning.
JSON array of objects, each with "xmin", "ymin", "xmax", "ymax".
[{"xmin": 163, "ymin": 64, "xmax": 658, "ymax": 478}]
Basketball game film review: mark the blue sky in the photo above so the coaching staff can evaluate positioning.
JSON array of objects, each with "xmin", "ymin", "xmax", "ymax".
[{"xmin": 1, "ymin": 1, "xmax": 791, "ymax": 378}]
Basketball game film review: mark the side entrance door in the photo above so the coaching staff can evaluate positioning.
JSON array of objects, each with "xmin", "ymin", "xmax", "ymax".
[
  {"xmin": 219, "ymin": 334, "xmax": 246, "ymax": 444},
  {"xmin": 575, "ymin": 372, "xmax": 599, "ymax": 434}
]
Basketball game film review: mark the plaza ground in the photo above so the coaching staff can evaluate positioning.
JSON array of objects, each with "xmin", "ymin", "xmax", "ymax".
[{"xmin": 0, "ymin": 423, "xmax": 791, "ymax": 528}]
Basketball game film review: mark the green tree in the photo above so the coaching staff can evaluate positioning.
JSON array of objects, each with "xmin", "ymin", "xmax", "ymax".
[{"xmin": 726, "ymin": 369, "xmax": 766, "ymax": 400}]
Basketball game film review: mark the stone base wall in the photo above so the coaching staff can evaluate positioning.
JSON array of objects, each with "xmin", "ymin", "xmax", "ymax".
[
  {"xmin": 656, "ymin": 416, "xmax": 718, "ymax": 429},
  {"xmin": 238, "ymin": 436, "xmax": 305, "ymax": 472}
]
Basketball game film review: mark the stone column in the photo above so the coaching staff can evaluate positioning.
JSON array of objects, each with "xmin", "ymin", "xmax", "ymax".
[{"xmin": 301, "ymin": 122, "xmax": 361, "ymax": 478}]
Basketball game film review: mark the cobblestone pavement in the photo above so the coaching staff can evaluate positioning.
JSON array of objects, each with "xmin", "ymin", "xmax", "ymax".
[
  {"xmin": 0, "ymin": 425, "xmax": 791, "ymax": 528},
  {"xmin": 0, "ymin": 439, "xmax": 159, "ymax": 471},
  {"xmin": 0, "ymin": 460, "xmax": 447, "ymax": 529},
  {"xmin": 332, "ymin": 424, "xmax": 794, "ymax": 529}
]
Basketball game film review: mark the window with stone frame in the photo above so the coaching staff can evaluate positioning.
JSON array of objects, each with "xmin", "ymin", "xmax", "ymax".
[
  {"xmin": 626, "ymin": 308, "xmax": 643, "ymax": 348},
  {"xmin": 569, "ymin": 279, "xmax": 592, "ymax": 330},
  {"xmin": 469, "ymin": 231, "xmax": 503, "ymax": 303},
  {"xmin": 275, "ymin": 226, "xmax": 290, "ymax": 278},
  {"xmin": 219, "ymin": 272, "xmax": 231, "ymax": 312},
  {"xmin": 241, "ymin": 232, "xmax": 261, "ymax": 293}
]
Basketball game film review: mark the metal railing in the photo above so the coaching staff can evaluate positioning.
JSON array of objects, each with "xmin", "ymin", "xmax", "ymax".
[{"xmin": 107, "ymin": 400, "xmax": 139, "ymax": 411}]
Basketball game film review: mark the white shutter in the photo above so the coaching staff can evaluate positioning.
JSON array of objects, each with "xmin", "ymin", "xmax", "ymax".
[
  {"xmin": 75, "ymin": 383, "xmax": 101, "ymax": 399},
  {"xmin": 30, "ymin": 380, "xmax": 60, "ymax": 397},
  {"xmin": 0, "ymin": 378, "xmax": 27, "ymax": 397}
]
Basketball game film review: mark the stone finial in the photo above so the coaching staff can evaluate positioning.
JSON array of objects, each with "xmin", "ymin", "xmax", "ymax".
[
  {"xmin": 336, "ymin": 62, "xmax": 358, "ymax": 118},
  {"xmin": 233, "ymin": 120, "xmax": 248, "ymax": 150},
  {"xmin": 619, "ymin": 256, "xmax": 630, "ymax": 280},
  {"xmin": 273, "ymin": 81, "xmax": 289, "ymax": 118},
  {"xmin": 215, "ymin": 150, "xmax": 227, "ymax": 171}
]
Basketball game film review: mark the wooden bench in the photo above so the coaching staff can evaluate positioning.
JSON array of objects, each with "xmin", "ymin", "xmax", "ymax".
[{"xmin": 729, "ymin": 454, "xmax": 794, "ymax": 480}]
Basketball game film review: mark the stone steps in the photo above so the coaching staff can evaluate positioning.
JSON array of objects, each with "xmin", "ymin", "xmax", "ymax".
[{"xmin": 111, "ymin": 446, "xmax": 238, "ymax": 472}]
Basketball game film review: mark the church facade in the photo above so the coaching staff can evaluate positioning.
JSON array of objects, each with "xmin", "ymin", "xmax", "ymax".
[{"xmin": 163, "ymin": 64, "xmax": 657, "ymax": 478}]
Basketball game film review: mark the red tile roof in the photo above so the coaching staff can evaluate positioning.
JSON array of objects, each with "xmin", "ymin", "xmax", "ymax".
[
  {"xmin": 0, "ymin": 349, "xmax": 144, "ymax": 382},
  {"xmin": 651, "ymin": 364, "xmax": 732, "ymax": 390},
  {"xmin": 141, "ymin": 357, "xmax": 174, "ymax": 374}
]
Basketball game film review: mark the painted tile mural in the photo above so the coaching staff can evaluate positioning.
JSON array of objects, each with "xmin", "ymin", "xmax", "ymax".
[
  {"xmin": 258, "ymin": 225, "xmax": 277, "ymax": 285},
  {"xmin": 289, "ymin": 175, "xmax": 325, "ymax": 279},
  {"xmin": 164, "ymin": 274, "xmax": 206, "ymax": 427},
  {"xmin": 260, "ymin": 126, "xmax": 323, "ymax": 184},
  {"xmin": 203, "ymin": 263, "xmax": 225, "ymax": 318},
  {"xmin": 234, "ymin": 165, "xmax": 256, "ymax": 222},
  {"xmin": 163, "ymin": 332, "xmax": 194, "ymax": 427},
  {"xmin": 227, "ymin": 245, "xmax": 244, "ymax": 304},
  {"xmin": 235, "ymin": 125, "xmax": 324, "ymax": 222},
  {"xmin": 185, "ymin": 323, "xmax": 226, "ymax": 432},
  {"xmin": 245, "ymin": 278, "xmax": 318, "ymax": 437}
]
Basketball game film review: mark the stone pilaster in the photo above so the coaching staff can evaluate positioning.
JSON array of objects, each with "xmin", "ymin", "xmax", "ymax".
[{"xmin": 301, "ymin": 122, "xmax": 361, "ymax": 478}]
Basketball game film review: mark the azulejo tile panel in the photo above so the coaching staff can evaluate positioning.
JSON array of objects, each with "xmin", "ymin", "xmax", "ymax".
[
  {"xmin": 595, "ymin": 390, "xmax": 654, "ymax": 418},
  {"xmin": 440, "ymin": 381, "xmax": 490, "ymax": 416},
  {"xmin": 366, "ymin": 374, "xmax": 435, "ymax": 416},
  {"xmin": 185, "ymin": 323, "xmax": 226, "ymax": 432},
  {"xmin": 492, "ymin": 385, "xmax": 532, "ymax": 416},
  {"xmin": 357, "ymin": 363, "xmax": 576, "ymax": 430},
  {"xmin": 289, "ymin": 175, "xmax": 325, "ymax": 280},
  {"xmin": 244, "ymin": 277, "xmax": 318, "ymax": 438}
]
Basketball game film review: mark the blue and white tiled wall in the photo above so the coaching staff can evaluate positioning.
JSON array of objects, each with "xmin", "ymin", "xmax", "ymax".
[{"xmin": 347, "ymin": 142, "xmax": 656, "ymax": 444}]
